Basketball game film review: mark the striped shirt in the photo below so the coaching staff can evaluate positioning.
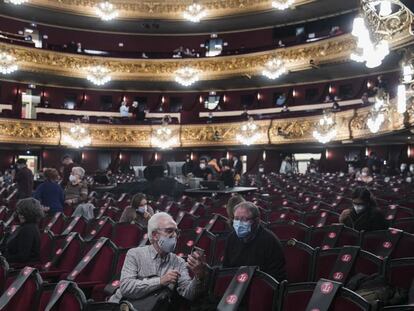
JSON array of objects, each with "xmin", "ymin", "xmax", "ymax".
[{"xmin": 110, "ymin": 245, "xmax": 202, "ymax": 303}]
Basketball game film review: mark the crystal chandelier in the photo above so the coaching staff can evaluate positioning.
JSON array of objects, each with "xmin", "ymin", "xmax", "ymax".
[
  {"xmin": 262, "ymin": 58, "xmax": 287, "ymax": 80},
  {"xmin": 367, "ymin": 98, "xmax": 386, "ymax": 133},
  {"xmin": 313, "ymin": 112, "xmax": 337, "ymax": 144},
  {"xmin": 174, "ymin": 67, "xmax": 200, "ymax": 86},
  {"xmin": 0, "ymin": 52, "xmax": 18, "ymax": 75},
  {"xmin": 151, "ymin": 116, "xmax": 179, "ymax": 149},
  {"xmin": 236, "ymin": 116, "xmax": 262, "ymax": 146},
  {"xmin": 95, "ymin": 1, "xmax": 119, "ymax": 21},
  {"xmin": 62, "ymin": 121, "xmax": 92, "ymax": 148},
  {"xmin": 183, "ymin": 3, "xmax": 207, "ymax": 23},
  {"xmin": 5, "ymin": 0, "xmax": 28, "ymax": 5},
  {"xmin": 86, "ymin": 66, "xmax": 111, "ymax": 86},
  {"xmin": 350, "ymin": 16, "xmax": 389, "ymax": 68},
  {"xmin": 272, "ymin": 0, "xmax": 294, "ymax": 10}
]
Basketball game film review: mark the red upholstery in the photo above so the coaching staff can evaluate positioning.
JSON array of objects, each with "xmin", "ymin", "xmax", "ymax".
[
  {"xmin": 302, "ymin": 210, "xmax": 340, "ymax": 227},
  {"xmin": 111, "ymin": 223, "xmax": 144, "ymax": 248},
  {"xmin": 308, "ymin": 224, "xmax": 360, "ymax": 248},
  {"xmin": 361, "ymin": 230, "xmax": 414, "ymax": 259},
  {"xmin": 176, "ymin": 212, "xmax": 199, "ymax": 230},
  {"xmin": 282, "ymin": 239, "xmax": 315, "ymax": 283},
  {"xmin": 268, "ymin": 221, "xmax": 309, "ymax": 241},
  {"xmin": 393, "ymin": 218, "xmax": 414, "ymax": 234},
  {"xmin": 387, "ymin": 258, "xmax": 414, "ymax": 290}
]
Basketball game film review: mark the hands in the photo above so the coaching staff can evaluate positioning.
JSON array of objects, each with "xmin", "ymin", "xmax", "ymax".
[
  {"xmin": 339, "ymin": 209, "xmax": 352, "ymax": 223},
  {"xmin": 160, "ymin": 270, "xmax": 181, "ymax": 286},
  {"xmin": 187, "ymin": 251, "xmax": 206, "ymax": 279}
]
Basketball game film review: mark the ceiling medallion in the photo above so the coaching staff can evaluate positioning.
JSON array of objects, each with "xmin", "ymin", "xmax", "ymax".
[
  {"xmin": 313, "ymin": 112, "xmax": 337, "ymax": 144},
  {"xmin": 95, "ymin": 1, "xmax": 119, "ymax": 21},
  {"xmin": 0, "ymin": 52, "xmax": 18, "ymax": 75},
  {"xmin": 151, "ymin": 116, "xmax": 179, "ymax": 149},
  {"xmin": 86, "ymin": 65, "xmax": 111, "ymax": 86},
  {"xmin": 236, "ymin": 116, "xmax": 262, "ymax": 146},
  {"xmin": 183, "ymin": 3, "xmax": 207, "ymax": 23},
  {"xmin": 174, "ymin": 67, "xmax": 200, "ymax": 86},
  {"xmin": 272, "ymin": 0, "xmax": 295, "ymax": 10},
  {"xmin": 262, "ymin": 58, "xmax": 287, "ymax": 80},
  {"xmin": 62, "ymin": 120, "xmax": 92, "ymax": 148}
]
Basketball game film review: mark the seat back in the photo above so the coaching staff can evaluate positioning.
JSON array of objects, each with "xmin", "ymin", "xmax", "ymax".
[
  {"xmin": 0, "ymin": 256, "xmax": 9, "ymax": 294},
  {"xmin": 111, "ymin": 223, "xmax": 144, "ymax": 249},
  {"xmin": 282, "ymin": 239, "xmax": 316, "ymax": 283},
  {"xmin": 46, "ymin": 233, "xmax": 84, "ymax": 274},
  {"xmin": 386, "ymin": 258, "xmax": 414, "ymax": 290},
  {"xmin": 268, "ymin": 221, "xmax": 309, "ymax": 241},
  {"xmin": 308, "ymin": 224, "xmax": 360, "ymax": 249}
]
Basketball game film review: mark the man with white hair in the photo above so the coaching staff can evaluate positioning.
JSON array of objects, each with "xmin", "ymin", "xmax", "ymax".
[{"xmin": 110, "ymin": 212, "xmax": 205, "ymax": 310}]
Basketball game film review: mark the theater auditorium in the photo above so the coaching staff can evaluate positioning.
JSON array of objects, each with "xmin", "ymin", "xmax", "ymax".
[{"xmin": 0, "ymin": 0, "xmax": 413, "ymax": 310}]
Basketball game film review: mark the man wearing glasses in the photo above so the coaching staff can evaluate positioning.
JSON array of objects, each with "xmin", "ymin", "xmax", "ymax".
[
  {"xmin": 223, "ymin": 202, "xmax": 287, "ymax": 282},
  {"xmin": 110, "ymin": 212, "xmax": 205, "ymax": 310}
]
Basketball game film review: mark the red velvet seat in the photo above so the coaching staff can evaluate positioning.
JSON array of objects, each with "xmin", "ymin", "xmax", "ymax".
[
  {"xmin": 83, "ymin": 217, "xmax": 114, "ymax": 241},
  {"xmin": 308, "ymin": 224, "xmax": 361, "ymax": 249},
  {"xmin": 280, "ymin": 282, "xmax": 372, "ymax": 311},
  {"xmin": 44, "ymin": 213, "xmax": 67, "ymax": 235},
  {"xmin": 268, "ymin": 221, "xmax": 309, "ymax": 241},
  {"xmin": 267, "ymin": 208, "xmax": 304, "ymax": 223},
  {"xmin": 61, "ymin": 217, "xmax": 88, "ymax": 236},
  {"xmin": 282, "ymin": 239, "xmax": 316, "ymax": 283},
  {"xmin": 0, "ymin": 256, "xmax": 9, "ymax": 294},
  {"xmin": 176, "ymin": 211, "xmax": 199, "ymax": 230},
  {"xmin": 386, "ymin": 258, "xmax": 414, "ymax": 290},
  {"xmin": 38, "ymin": 281, "xmax": 87, "ymax": 311},
  {"xmin": 392, "ymin": 217, "xmax": 414, "ymax": 234},
  {"xmin": 175, "ymin": 229, "xmax": 200, "ymax": 257},
  {"xmin": 203, "ymin": 214, "xmax": 232, "ymax": 233},
  {"xmin": 111, "ymin": 222, "xmax": 144, "ymax": 249},
  {"xmin": 302, "ymin": 209, "xmax": 340, "ymax": 227}
]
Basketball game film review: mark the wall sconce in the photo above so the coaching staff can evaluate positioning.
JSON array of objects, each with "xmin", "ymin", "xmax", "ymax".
[
  {"xmin": 367, "ymin": 81, "xmax": 372, "ymax": 89},
  {"xmin": 257, "ymin": 92, "xmax": 262, "ymax": 101},
  {"xmin": 408, "ymin": 145, "xmax": 412, "ymax": 158},
  {"xmin": 328, "ymin": 85, "xmax": 334, "ymax": 94},
  {"xmin": 325, "ymin": 149, "xmax": 330, "ymax": 159},
  {"xmin": 199, "ymin": 95, "xmax": 203, "ymax": 104},
  {"xmin": 262, "ymin": 150, "xmax": 267, "ymax": 161},
  {"xmin": 155, "ymin": 152, "xmax": 159, "ymax": 161},
  {"xmin": 223, "ymin": 94, "xmax": 227, "ymax": 103},
  {"xmin": 365, "ymin": 147, "xmax": 370, "ymax": 157},
  {"xmin": 119, "ymin": 153, "xmax": 123, "ymax": 160},
  {"xmin": 190, "ymin": 152, "xmax": 194, "ymax": 161},
  {"xmin": 81, "ymin": 152, "xmax": 85, "ymax": 161},
  {"xmin": 292, "ymin": 89, "xmax": 297, "ymax": 98},
  {"xmin": 226, "ymin": 151, "xmax": 230, "ymax": 160},
  {"xmin": 161, "ymin": 96, "xmax": 166, "ymax": 104}
]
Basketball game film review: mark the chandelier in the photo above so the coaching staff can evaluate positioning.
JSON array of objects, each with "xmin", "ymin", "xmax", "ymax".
[
  {"xmin": 236, "ymin": 116, "xmax": 262, "ymax": 146},
  {"xmin": 174, "ymin": 67, "xmax": 200, "ymax": 86},
  {"xmin": 350, "ymin": 16, "xmax": 389, "ymax": 68},
  {"xmin": 95, "ymin": 1, "xmax": 119, "ymax": 21},
  {"xmin": 367, "ymin": 98, "xmax": 387, "ymax": 133},
  {"xmin": 4, "ymin": 0, "xmax": 28, "ymax": 5},
  {"xmin": 151, "ymin": 116, "xmax": 179, "ymax": 149},
  {"xmin": 0, "ymin": 52, "xmax": 18, "ymax": 75},
  {"xmin": 86, "ymin": 66, "xmax": 111, "ymax": 86},
  {"xmin": 313, "ymin": 112, "xmax": 337, "ymax": 144},
  {"xmin": 272, "ymin": 0, "xmax": 294, "ymax": 10},
  {"xmin": 262, "ymin": 58, "xmax": 287, "ymax": 80},
  {"xmin": 397, "ymin": 50, "xmax": 414, "ymax": 114},
  {"xmin": 183, "ymin": 3, "xmax": 207, "ymax": 23},
  {"xmin": 62, "ymin": 121, "xmax": 92, "ymax": 148}
]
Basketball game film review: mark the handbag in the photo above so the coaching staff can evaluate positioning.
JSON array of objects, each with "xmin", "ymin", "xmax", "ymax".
[{"xmin": 120, "ymin": 287, "xmax": 173, "ymax": 311}]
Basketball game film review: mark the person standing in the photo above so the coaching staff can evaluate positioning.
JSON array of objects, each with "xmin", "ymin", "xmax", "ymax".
[
  {"xmin": 33, "ymin": 168, "xmax": 64, "ymax": 215},
  {"xmin": 14, "ymin": 158, "xmax": 34, "ymax": 199},
  {"xmin": 232, "ymin": 155, "xmax": 243, "ymax": 176},
  {"xmin": 279, "ymin": 156, "xmax": 293, "ymax": 174},
  {"xmin": 61, "ymin": 155, "xmax": 75, "ymax": 188}
]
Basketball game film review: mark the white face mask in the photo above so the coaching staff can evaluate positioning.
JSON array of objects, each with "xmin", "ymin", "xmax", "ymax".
[
  {"xmin": 69, "ymin": 175, "xmax": 77, "ymax": 183},
  {"xmin": 410, "ymin": 166, "xmax": 414, "ymax": 173},
  {"xmin": 406, "ymin": 177, "xmax": 412, "ymax": 183},
  {"xmin": 384, "ymin": 177, "xmax": 390, "ymax": 183},
  {"xmin": 158, "ymin": 236, "xmax": 177, "ymax": 254},
  {"xmin": 199, "ymin": 163, "xmax": 206, "ymax": 169},
  {"xmin": 401, "ymin": 165, "xmax": 407, "ymax": 171},
  {"xmin": 259, "ymin": 168, "xmax": 264, "ymax": 173},
  {"xmin": 353, "ymin": 204, "xmax": 366, "ymax": 214},
  {"xmin": 361, "ymin": 172, "xmax": 368, "ymax": 177}
]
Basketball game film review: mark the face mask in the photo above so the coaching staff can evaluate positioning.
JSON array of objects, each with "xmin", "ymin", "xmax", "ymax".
[
  {"xmin": 401, "ymin": 165, "xmax": 407, "ymax": 171},
  {"xmin": 137, "ymin": 205, "xmax": 147, "ymax": 214},
  {"xmin": 158, "ymin": 236, "xmax": 177, "ymax": 254},
  {"xmin": 259, "ymin": 168, "xmax": 264, "ymax": 173},
  {"xmin": 410, "ymin": 166, "xmax": 414, "ymax": 173},
  {"xmin": 233, "ymin": 220, "xmax": 252, "ymax": 238},
  {"xmin": 200, "ymin": 164, "xmax": 206, "ymax": 169},
  {"xmin": 384, "ymin": 177, "xmax": 390, "ymax": 183},
  {"xmin": 406, "ymin": 177, "xmax": 412, "ymax": 183},
  {"xmin": 69, "ymin": 175, "xmax": 77, "ymax": 183},
  {"xmin": 353, "ymin": 204, "xmax": 366, "ymax": 214},
  {"xmin": 361, "ymin": 172, "xmax": 368, "ymax": 177},
  {"xmin": 310, "ymin": 169, "xmax": 316, "ymax": 173}
]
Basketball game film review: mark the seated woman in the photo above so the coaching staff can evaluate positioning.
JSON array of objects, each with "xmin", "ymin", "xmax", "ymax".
[
  {"xmin": 64, "ymin": 166, "xmax": 88, "ymax": 205},
  {"xmin": 119, "ymin": 193, "xmax": 154, "ymax": 227},
  {"xmin": 4, "ymin": 198, "xmax": 44, "ymax": 263},
  {"xmin": 339, "ymin": 187, "xmax": 389, "ymax": 231},
  {"xmin": 356, "ymin": 167, "xmax": 374, "ymax": 184},
  {"xmin": 33, "ymin": 168, "xmax": 64, "ymax": 215}
]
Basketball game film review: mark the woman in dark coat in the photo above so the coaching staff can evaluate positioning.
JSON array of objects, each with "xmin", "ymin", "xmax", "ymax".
[{"xmin": 339, "ymin": 187, "xmax": 389, "ymax": 231}]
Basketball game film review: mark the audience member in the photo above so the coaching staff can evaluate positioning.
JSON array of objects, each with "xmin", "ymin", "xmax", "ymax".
[
  {"xmin": 339, "ymin": 187, "xmax": 389, "ymax": 231},
  {"xmin": 15, "ymin": 158, "xmax": 34, "ymax": 199},
  {"xmin": 3, "ymin": 198, "xmax": 43, "ymax": 263},
  {"xmin": 208, "ymin": 158, "xmax": 221, "ymax": 177},
  {"xmin": 109, "ymin": 212, "xmax": 205, "ymax": 308},
  {"xmin": 357, "ymin": 167, "xmax": 374, "ymax": 184},
  {"xmin": 231, "ymin": 155, "xmax": 242, "ymax": 176},
  {"xmin": 194, "ymin": 157, "xmax": 214, "ymax": 180},
  {"xmin": 280, "ymin": 156, "xmax": 293, "ymax": 174},
  {"xmin": 225, "ymin": 194, "xmax": 245, "ymax": 222},
  {"xmin": 120, "ymin": 193, "xmax": 154, "ymax": 227},
  {"xmin": 33, "ymin": 168, "xmax": 64, "ymax": 215},
  {"xmin": 223, "ymin": 202, "xmax": 286, "ymax": 281},
  {"xmin": 219, "ymin": 159, "xmax": 235, "ymax": 187},
  {"xmin": 120, "ymin": 101, "xmax": 130, "ymax": 118},
  {"xmin": 61, "ymin": 155, "xmax": 75, "ymax": 188},
  {"xmin": 64, "ymin": 166, "xmax": 88, "ymax": 205},
  {"xmin": 3, "ymin": 169, "xmax": 12, "ymax": 185},
  {"xmin": 276, "ymin": 93, "xmax": 287, "ymax": 106},
  {"xmin": 181, "ymin": 154, "xmax": 194, "ymax": 176},
  {"xmin": 361, "ymin": 92, "xmax": 371, "ymax": 105}
]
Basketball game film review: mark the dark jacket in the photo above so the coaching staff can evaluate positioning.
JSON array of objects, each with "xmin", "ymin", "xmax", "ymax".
[
  {"xmin": 34, "ymin": 180, "xmax": 65, "ymax": 213},
  {"xmin": 223, "ymin": 224, "xmax": 287, "ymax": 281},
  {"xmin": 15, "ymin": 167, "xmax": 34, "ymax": 199},
  {"xmin": 5, "ymin": 223, "xmax": 40, "ymax": 263},
  {"xmin": 220, "ymin": 170, "xmax": 235, "ymax": 187},
  {"xmin": 232, "ymin": 160, "xmax": 243, "ymax": 175},
  {"xmin": 342, "ymin": 208, "xmax": 389, "ymax": 231}
]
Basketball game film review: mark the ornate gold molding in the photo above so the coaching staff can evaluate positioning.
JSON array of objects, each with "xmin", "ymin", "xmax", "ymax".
[
  {"xmin": 26, "ymin": 0, "xmax": 315, "ymax": 20},
  {"xmin": 0, "ymin": 100, "xmax": 408, "ymax": 148}
]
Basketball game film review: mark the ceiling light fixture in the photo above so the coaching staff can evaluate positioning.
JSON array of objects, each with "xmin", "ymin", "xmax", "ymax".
[
  {"xmin": 262, "ymin": 58, "xmax": 287, "ymax": 80},
  {"xmin": 95, "ymin": 1, "xmax": 119, "ymax": 21},
  {"xmin": 272, "ymin": 0, "xmax": 294, "ymax": 10},
  {"xmin": 62, "ymin": 120, "xmax": 92, "ymax": 148},
  {"xmin": 151, "ymin": 116, "xmax": 179, "ymax": 149},
  {"xmin": 313, "ymin": 112, "xmax": 337, "ymax": 144},
  {"xmin": 236, "ymin": 116, "xmax": 262, "ymax": 146},
  {"xmin": 183, "ymin": 3, "xmax": 207, "ymax": 23},
  {"xmin": 0, "ymin": 52, "xmax": 18, "ymax": 75},
  {"xmin": 86, "ymin": 66, "xmax": 111, "ymax": 86},
  {"xmin": 174, "ymin": 67, "xmax": 200, "ymax": 86}
]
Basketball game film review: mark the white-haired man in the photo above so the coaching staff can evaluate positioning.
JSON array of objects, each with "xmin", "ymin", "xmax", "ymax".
[
  {"xmin": 110, "ymin": 212, "xmax": 205, "ymax": 310},
  {"xmin": 64, "ymin": 166, "xmax": 88, "ymax": 205}
]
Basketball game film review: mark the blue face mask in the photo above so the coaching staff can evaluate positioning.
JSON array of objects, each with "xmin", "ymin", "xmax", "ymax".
[{"xmin": 233, "ymin": 220, "xmax": 252, "ymax": 238}]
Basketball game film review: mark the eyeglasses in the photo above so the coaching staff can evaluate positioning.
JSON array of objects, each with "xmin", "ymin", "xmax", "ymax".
[
  {"xmin": 233, "ymin": 217, "xmax": 255, "ymax": 223},
  {"xmin": 157, "ymin": 227, "xmax": 180, "ymax": 236}
]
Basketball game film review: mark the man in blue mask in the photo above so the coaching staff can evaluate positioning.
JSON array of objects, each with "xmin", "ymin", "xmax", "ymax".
[{"xmin": 222, "ymin": 202, "xmax": 287, "ymax": 282}]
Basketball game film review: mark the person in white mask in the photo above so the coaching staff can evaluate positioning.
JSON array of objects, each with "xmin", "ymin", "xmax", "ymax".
[
  {"xmin": 119, "ymin": 193, "xmax": 154, "ymax": 227},
  {"xmin": 339, "ymin": 187, "xmax": 388, "ymax": 231},
  {"xmin": 64, "ymin": 166, "xmax": 88, "ymax": 205},
  {"xmin": 357, "ymin": 167, "xmax": 373, "ymax": 184},
  {"xmin": 110, "ymin": 212, "xmax": 205, "ymax": 309},
  {"xmin": 194, "ymin": 157, "xmax": 213, "ymax": 181}
]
